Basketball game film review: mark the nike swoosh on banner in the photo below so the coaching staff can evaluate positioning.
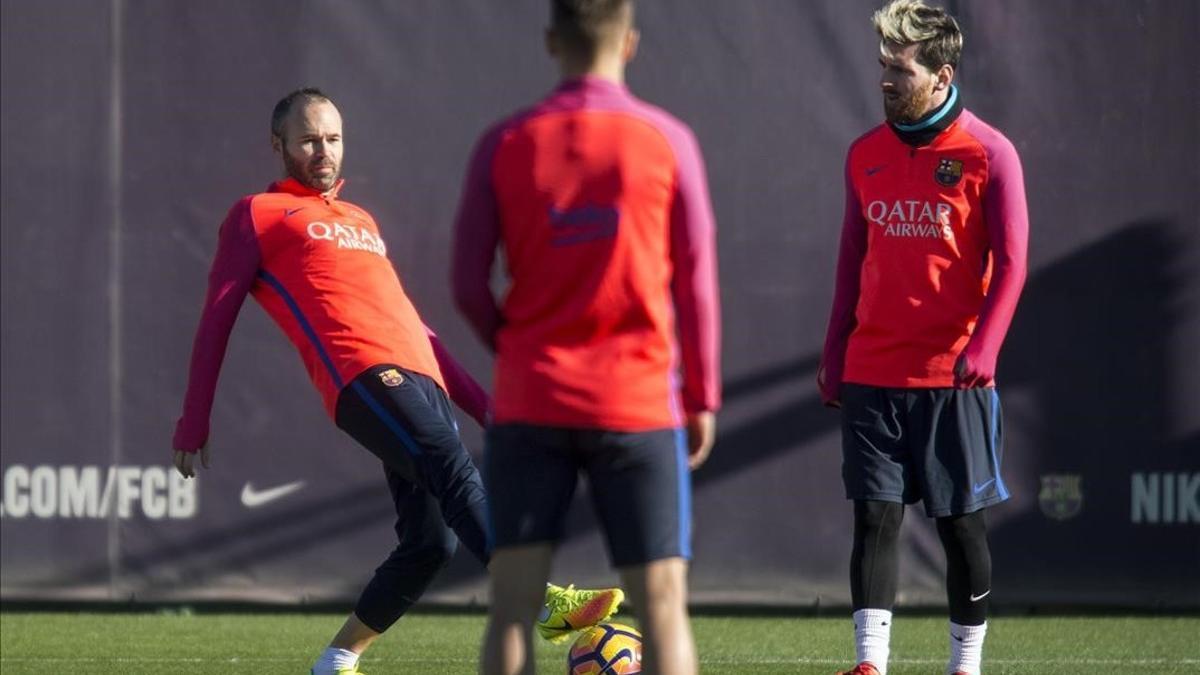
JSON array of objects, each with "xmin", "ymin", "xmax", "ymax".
[
  {"xmin": 240, "ymin": 480, "xmax": 306, "ymax": 508},
  {"xmin": 973, "ymin": 478, "xmax": 996, "ymax": 494},
  {"xmin": 969, "ymin": 590, "xmax": 991, "ymax": 602}
]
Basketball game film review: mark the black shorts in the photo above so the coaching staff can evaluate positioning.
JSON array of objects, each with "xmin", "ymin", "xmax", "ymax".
[
  {"xmin": 334, "ymin": 364, "xmax": 490, "ymax": 562},
  {"xmin": 484, "ymin": 423, "xmax": 691, "ymax": 567},
  {"xmin": 840, "ymin": 384, "xmax": 1010, "ymax": 517}
]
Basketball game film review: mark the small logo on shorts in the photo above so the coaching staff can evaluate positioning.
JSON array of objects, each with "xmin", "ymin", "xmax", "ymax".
[
  {"xmin": 972, "ymin": 478, "xmax": 996, "ymax": 495},
  {"xmin": 378, "ymin": 369, "xmax": 404, "ymax": 387},
  {"xmin": 934, "ymin": 158, "xmax": 964, "ymax": 186},
  {"xmin": 1039, "ymin": 474, "xmax": 1084, "ymax": 521}
]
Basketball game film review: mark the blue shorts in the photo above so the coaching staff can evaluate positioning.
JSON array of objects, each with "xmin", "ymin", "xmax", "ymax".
[
  {"xmin": 840, "ymin": 384, "xmax": 1010, "ymax": 517},
  {"xmin": 484, "ymin": 424, "xmax": 692, "ymax": 567}
]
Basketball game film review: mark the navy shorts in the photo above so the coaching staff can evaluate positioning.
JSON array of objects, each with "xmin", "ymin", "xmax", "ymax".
[
  {"xmin": 334, "ymin": 364, "xmax": 490, "ymax": 565},
  {"xmin": 484, "ymin": 424, "xmax": 692, "ymax": 567},
  {"xmin": 840, "ymin": 384, "xmax": 1010, "ymax": 517}
]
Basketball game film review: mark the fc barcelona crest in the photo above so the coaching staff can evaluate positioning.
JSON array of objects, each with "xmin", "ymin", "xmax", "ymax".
[
  {"xmin": 934, "ymin": 158, "xmax": 964, "ymax": 187},
  {"xmin": 1038, "ymin": 474, "xmax": 1083, "ymax": 521},
  {"xmin": 379, "ymin": 368, "xmax": 405, "ymax": 387}
]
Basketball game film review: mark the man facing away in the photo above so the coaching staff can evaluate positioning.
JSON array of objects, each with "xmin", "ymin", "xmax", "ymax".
[
  {"xmin": 818, "ymin": 2, "xmax": 1029, "ymax": 674},
  {"xmin": 172, "ymin": 88, "xmax": 620, "ymax": 675},
  {"xmin": 452, "ymin": 1, "xmax": 722, "ymax": 673}
]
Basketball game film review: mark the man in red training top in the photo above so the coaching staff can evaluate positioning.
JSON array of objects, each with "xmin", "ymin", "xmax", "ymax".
[
  {"xmin": 172, "ymin": 88, "xmax": 619, "ymax": 675},
  {"xmin": 453, "ymin": 2, "xmax": 721, "ymax": 673},
  {"xmin": 818, "ymin": 2, "xmax": 1029, "ymax": 675}
]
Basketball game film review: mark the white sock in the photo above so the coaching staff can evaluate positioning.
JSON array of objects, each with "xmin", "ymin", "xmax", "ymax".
[
  {"xmin": 948, "ymin": 621, "xmax": 987, "ymax": 675},
  {"xmin": 312, "ymin": 647, "xmax": 360, "ymax": 674},
  {"xmin": 853, "ymin": 608, "xmax": 893, "ymax": 675}
]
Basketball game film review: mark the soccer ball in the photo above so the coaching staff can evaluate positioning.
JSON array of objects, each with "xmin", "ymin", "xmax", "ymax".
[{"xmin": 567, "ymin": 622, "xmax": 643, "ymax": 674}]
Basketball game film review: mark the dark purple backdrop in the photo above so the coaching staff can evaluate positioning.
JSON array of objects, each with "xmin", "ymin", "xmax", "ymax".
[{"xmin": 2, "ymin": 0, "xmax": 1197, "ymax": 607}]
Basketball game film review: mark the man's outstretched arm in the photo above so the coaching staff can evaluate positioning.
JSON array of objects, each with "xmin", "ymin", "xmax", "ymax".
[{"xmin": 173, "ymin": 197, "xmax": 260, "ymax": 476}]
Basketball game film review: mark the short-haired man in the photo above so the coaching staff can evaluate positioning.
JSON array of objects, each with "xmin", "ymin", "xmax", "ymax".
[
  {"xmin": 452, "ymin": 1, "xmax": 721, "ymax": 673},
  {"xmin": 818, "ymin": 2, "xmax": 1028, "ymax": 674},
  {"xmin": 173, "ymin": 88, "xmax": 620, "ymax": 675}
]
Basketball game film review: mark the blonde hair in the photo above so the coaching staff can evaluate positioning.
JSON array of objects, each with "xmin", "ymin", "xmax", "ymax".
[{"xmin": 872, "ymin": 0, "xmax": 962, "ymax": 70}]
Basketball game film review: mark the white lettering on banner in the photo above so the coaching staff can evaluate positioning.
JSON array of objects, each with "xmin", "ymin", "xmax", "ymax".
[
  {"xmin": 4, "ymin": 465, "xmax": 29, "ymax": 517},
  {"xmin": 30, "ymin": 466, "xmax": 56, "ymax": 518},
  {"xmin": 1131, "ymin": 472, "xmax": 1200, "ymax": 524},
  {"xmin": 307, "ymin": 220, "xmax": 386, "ymax": 256},
  {"xmin": 142, "ymin": 468, "xmax": 167, "ymax": 519},
  {"xmin": 61, "ymin": 466, "xmax": 100, "ymax": 517},
  {"xmin": 116, "ymin": 466, "xmax": 140, "ymax": 518},
  {"xmin": 865, "ymin": 199, "xmax": 955, "ymax": 240},
  {"xmin": 0, "ymin": 465, "xmax": 197, "ymax": 520},
  {"xmin": 170, "ymin": 469, "xmax": 196, "ymax": 516}
]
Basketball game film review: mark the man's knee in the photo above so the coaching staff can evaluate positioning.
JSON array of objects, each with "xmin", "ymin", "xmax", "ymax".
[
  {"xmin": 622, "ymin": 557, "xmax": 689, "ymax": 616},
  {"xmin": 487, "ymin": 545, "xmax": 554, "ymax": 621},
  {"xmin": 381, "ymin": 526, "xmax": 458, "ymax": 577},
  {"xmin": 353, "ymin": 529, "xmax": 458, "ymax": 633},
  {"xmin": 415, "ymin": 528, "xmax": 460, "ymax": 569},
  {"xmin": 855, "ymin": 499, "xmax": 904, "ymax": 537},
  {"xmin": 936, "ymin": 509, "xmax": 988, "ymax": 550}
]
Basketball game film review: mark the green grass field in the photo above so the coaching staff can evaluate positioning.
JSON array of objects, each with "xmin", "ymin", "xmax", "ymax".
[{"xmin": 1, "ymin": 611, "xmax": 1197, "ymax": 674}]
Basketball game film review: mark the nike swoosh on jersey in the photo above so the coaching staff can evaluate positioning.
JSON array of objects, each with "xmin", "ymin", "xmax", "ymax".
[
  {"xmin": 240, "ymin": 480, "xmax": 306, "ymax": 508},
  {"xmin": 284, "ymin": 207, "xmax": 306, "ymax": 217},
  {"xmin": 973, "ymin": 478, "xmax": 996, "ymax": 494}
]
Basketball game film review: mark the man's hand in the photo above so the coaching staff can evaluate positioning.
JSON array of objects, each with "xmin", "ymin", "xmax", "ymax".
[
  {"xmin": 684, "ymin": 411, "xmax": 716, "ymax": 470},
  {"xmin": 953, "ymin": 345, "xmax": 997, "ymax": 389},
  {"xmin": 173, "ymin": 445, "xmax": 211, "ymax": 479},
  {"xmin": 816, "ymin": 365, "xmax": 841, "ymax": 408}
]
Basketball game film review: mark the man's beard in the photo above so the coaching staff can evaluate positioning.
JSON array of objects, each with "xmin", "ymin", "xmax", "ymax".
[
  {"xmin": 883, "ymin": 86, "xmax": 934, "ymax": 125},
  {"xmin": 284, "ymin": 152, "xmax": 340, "ymax": 192}
]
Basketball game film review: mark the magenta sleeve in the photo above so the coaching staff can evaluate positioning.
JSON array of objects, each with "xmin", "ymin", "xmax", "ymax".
[
  {"xmin": 667, "ymin": 126, "xmax": 722, "ymax": 414},
  {"xmin": 963, "ymin": 131, "xmax": 1029, "ymax": 378},
  {"xmin": 425, "ymin": 324, "xmax": 491, "ymax": 428},
  {"xmin": 451, "ymin": 128, "xmax": 505, "ymax": 352},
  {"xmin": 819, "ymin": 152, "xmax": 869, "ymax": 404},
  {"xmin": 172, "ymin": 197, "xmax": 260, "ymax": 451}
]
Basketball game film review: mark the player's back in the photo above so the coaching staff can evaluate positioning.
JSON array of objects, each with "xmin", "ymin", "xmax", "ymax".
[{"xmin": 488, "ymin": 77, "xmax": 693, "ymax": 431}]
